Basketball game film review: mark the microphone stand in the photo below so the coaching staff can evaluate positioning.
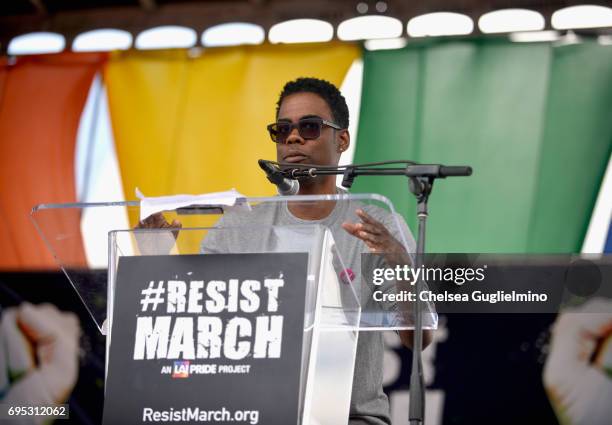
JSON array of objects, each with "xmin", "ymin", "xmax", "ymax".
[{"xmin": 272, "ymin": 161, "xmax": 471, "ymax": 425}]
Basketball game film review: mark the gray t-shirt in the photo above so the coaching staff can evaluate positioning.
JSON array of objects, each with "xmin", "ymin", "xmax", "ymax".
[{"xmin": 200, "ymin": 193, "xmax": 418, "ymax": 425}]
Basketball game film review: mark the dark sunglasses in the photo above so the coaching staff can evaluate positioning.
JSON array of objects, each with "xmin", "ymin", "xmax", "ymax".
[{"xmin": 267, "ymin": 117, "xmax": 342, "ymax": 144}]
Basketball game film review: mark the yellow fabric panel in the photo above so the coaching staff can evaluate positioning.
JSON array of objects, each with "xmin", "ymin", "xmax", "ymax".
[{"xmin": 105, "ymin": 42, "xmax": 358, "ymax": 251}]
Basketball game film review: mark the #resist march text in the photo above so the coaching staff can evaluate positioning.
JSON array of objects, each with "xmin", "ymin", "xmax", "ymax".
[{"xmin": 133, "ymin": 279, "xmax": 285, "ymax": 361}]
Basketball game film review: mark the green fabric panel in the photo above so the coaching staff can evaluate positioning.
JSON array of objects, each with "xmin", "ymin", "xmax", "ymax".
[
  {"xmin": 353, "ymin": 38, "xmax": 612, "ymax": 254},
  {"xmin": 352, "ymin": 48, "xmax": 422, "ymax": 222},
  {"xmin": 528, "ymin": 41, "xmax": 612, "ymax": 253}
]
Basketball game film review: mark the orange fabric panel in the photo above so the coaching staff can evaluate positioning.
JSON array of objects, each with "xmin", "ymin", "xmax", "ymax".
[{"xmin": 0, "ymin": 53, "xmax": 107, "ymax": 270}]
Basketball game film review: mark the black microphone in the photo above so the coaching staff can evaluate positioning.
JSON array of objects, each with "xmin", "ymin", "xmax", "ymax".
[{"xmin": 258, "ymin": 160, "xmax": 300, "ymax": 196}]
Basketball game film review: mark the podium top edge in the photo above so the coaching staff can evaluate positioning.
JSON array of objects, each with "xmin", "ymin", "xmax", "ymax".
[{"xmin": 31, "ymin": 193, "xmax": 396, "ymax": 213}]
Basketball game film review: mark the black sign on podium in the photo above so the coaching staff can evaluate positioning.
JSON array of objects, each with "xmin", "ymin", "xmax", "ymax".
[{"xmin": 102, "ymin": 253, "xmax": 308, "ymax": 425}]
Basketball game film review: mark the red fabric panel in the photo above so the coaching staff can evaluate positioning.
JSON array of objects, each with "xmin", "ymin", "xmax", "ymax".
[{"xmin": 0, "ymin": 53, "xmax": 107, "ymax": 269}]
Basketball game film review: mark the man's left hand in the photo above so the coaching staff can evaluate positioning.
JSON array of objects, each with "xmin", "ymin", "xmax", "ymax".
[{"xmin": 342, "ymin": 209, "xmax": 409, "ymax": 266}]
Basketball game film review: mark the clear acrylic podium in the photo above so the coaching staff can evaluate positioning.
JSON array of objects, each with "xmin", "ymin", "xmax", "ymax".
[{"xmin": 31, "ymin": 193, "xmax": 437, "ymax": 425}]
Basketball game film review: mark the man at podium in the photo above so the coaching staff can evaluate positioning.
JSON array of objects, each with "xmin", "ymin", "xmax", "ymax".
[{"xmin": 139, "ymin": 77, "xmax": 434, "ymax": 424}]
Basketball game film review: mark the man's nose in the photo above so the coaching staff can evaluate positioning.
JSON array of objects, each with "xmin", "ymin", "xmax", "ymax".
[{"xmin": 285, "ymin": 127, "xmax": 304, "ymax": 144}]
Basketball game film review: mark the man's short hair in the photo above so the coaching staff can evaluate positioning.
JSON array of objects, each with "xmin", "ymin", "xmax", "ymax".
[{"xmin": 276, "ymin": 77, "xmax": 349, "ymax": 129}]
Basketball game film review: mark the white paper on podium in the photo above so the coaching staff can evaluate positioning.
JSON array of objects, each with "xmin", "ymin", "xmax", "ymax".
[{"xmin": 136, "ymin": 188, "xmax": 251, "ymax": 221}]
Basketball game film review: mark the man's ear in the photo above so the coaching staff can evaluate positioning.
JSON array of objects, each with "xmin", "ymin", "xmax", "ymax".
[{"xmin": 337, "ymin": 129, "xmax": 350, "ymax": 153}]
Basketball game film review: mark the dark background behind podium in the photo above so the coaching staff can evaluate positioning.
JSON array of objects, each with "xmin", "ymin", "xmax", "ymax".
[{"xmin": 0, "ymin": 272, "xmax": 559, "ymax": 425}]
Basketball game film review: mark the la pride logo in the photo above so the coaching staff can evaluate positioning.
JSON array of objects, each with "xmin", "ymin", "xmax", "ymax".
[{"xmin": 172, "ymin": 360, "xmax": 190, "ymax": 378}]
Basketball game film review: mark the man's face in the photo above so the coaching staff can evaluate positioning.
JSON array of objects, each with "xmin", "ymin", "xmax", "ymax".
[{"xmin": 275, "ymin": 92, "xmax": 347, "ymax": 166}]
